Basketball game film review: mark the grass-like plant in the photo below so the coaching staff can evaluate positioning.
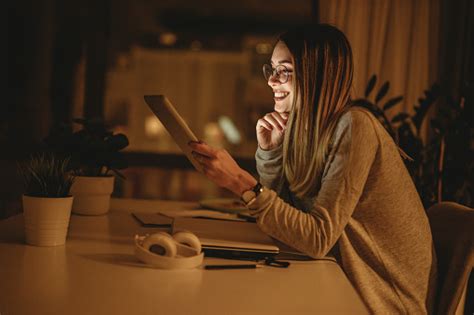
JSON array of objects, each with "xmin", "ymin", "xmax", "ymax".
[{"xmin": 19, "ymin": 152, "xmax": 75, "ymax": 198}]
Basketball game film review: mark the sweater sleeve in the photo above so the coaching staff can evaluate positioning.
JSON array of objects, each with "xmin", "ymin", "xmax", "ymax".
[
  {"xmin": 248, "ymin": 111, "xmax": 379, "ymax": 258},
  {"xmin": 255, "ymin": 145, "xmax": 284, "ymax": 192}
]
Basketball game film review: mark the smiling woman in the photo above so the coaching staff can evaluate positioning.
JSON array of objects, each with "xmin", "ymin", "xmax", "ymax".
[
  {"xmin": 188, "ymin": 23, "xmax": 438, "ymax": 314},
  {"xmin": 262, "ymin": 57, "xmax": 293, "ymax": 112},
  {"xmin": 264, "ymin": 45, "xmax": 294, "ymax": 112},
  {"xmin": 95, "ymin": 2, "xmax": 320, "ymax": 202}
]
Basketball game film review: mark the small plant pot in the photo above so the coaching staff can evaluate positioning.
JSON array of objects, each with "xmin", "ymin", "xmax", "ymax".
[
  {"xmin": 22, "ymin": 195, "xmax": 73, "ymax": 246},
  {"xmin": 70, "ymin": 176, "xmax": 115, "ymax": 215}
]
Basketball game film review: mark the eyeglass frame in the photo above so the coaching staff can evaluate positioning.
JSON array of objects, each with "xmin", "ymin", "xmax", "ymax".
[{"xmin": 262, "ymin": 64, "xmax": 292, "ymax": 84}]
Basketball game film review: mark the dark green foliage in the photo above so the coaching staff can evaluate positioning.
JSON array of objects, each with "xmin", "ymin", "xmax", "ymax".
[
  {"xmin": 430, "ymin": 94, "xmax": 473, "ymax": 207},
  {"xmin": 364, "ymin": 75, "xmax": 377, "ymax": 98},
  {"xmin": 352, "ymin": 81, "xmax": 401, "ymax": 142},
  {"xmin": 412, "ymin": 88, "xmax": 439, "ymax": 132},
  {"xmin": 43, "ymin": 118, "xmax": 129, "ymax": 178},
  {"xmin": 375, "ymin": 82, "xmax": 390, "ymax": 104},
  {"xmin": 391, "ymin": 112, "xmax": 410, "ymax": 123},
  {"xmin": 19, "ymin": 153, "xmax": 74, "ymax": 198},
  {"xmin": 353, "ymin": 75, "xmax": 473, "ymax": 208},
  {"xmin": 383, "ymin": 96, "xmax": 404, "ymax": 111}
]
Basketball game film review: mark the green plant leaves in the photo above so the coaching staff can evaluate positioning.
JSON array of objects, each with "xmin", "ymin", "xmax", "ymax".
[
  {"xmin": 352, "ymin": 99, "xmax": 381, "ymax": 116},
  {"xmin": 44, "ymin": 118, "xmax": 129, "ymax": 177},
  {"xmin": 391, "ymin": 112, "xmax": 410, "ymax": 123},
  {"xmin": 383, "ymin": 96, "xmax": 403, "ymax": 111},
  {"xmin": 412, "ymin": 84, "xmax": 439, "ymax": 132},
  {"xmin": 364, "ymin": 75, "xmax": 377, "ymax": 98},
  {"xmin": 18, "ymin": 153, "xmax": 75, "ymax": 197},
  {"xmin": 355, "ymin": 75, "xmax": 473, "ymax": 207},
  {"xmin": 106, "ymin": 134, "xmax": 129, "ymax": 151},
  {"xmin": 375, "ymin": 81, "xmax": 390, "ymax": 104}
]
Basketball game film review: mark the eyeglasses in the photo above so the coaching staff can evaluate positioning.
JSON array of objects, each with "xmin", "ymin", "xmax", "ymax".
[{"xmin": 262, "ymin": 64, "xmax": 292, "ymax": 84}]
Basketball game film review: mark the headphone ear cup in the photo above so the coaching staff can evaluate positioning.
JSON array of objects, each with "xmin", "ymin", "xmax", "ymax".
[
  {"xmin": 173, "ymin": 231, "xmax": 202, "ymax": 254},
  {"xmin": 142, "ymin": 232, "xmax": 177, "ymax": 257},
  {"xmin": 134, "ymin": 233, "xmax": 204, "ymax": 269}
]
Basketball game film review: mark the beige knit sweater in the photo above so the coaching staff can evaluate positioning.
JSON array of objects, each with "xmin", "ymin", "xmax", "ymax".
[{"xmin": 249, "ymin": 107, "xmax": 437, "ymax": 314}]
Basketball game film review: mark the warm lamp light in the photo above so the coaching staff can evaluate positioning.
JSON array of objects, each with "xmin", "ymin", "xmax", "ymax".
[
  {"xmin": 159, "ymin": 32, "xmax": 178, "ymax": 46},
  {"xmin": 145, "ymin": 116, "xmax": 165, "ymax": 139},
  {"xmin": 256, "ymin": 43, "xmax": 272, "ymax": 54},
  {"xmin": 218, "ymin": 116, "xmax": 241, "ymax": 144}
]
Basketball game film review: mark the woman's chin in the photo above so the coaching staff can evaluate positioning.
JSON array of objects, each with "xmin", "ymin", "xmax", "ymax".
[{"xmin": 274, "ymin": 103, "xmax": 291, "ymax": 113}]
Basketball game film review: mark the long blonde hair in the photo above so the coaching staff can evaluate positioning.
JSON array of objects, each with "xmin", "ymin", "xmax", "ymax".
[{"xmin": 280, "ymin": 24, "xmax": 354, "ymax": 197}]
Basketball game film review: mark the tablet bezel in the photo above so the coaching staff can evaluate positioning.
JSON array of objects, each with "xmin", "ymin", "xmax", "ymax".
[{"xmin": 144, "ymin": 95, "xmax": 202, "ymax": 172}]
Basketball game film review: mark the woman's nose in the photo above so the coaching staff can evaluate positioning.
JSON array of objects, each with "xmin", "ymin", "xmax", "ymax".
[{"xmin": 267, "ymin": 75, "xmax": 280, "ymax": 87}]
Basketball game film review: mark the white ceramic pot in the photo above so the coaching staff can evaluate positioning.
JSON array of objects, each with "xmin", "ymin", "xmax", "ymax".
[
  {"xmin": 70, "ymin": 176, "xmax": 115, "ymax": 215},
  {"xmin": 22, "ymin": 195, "xmax": 73, "ymax": 246}
]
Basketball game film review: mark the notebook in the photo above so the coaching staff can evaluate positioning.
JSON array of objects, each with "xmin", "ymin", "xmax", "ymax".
[{"xmin": 172, "ymin": 217, "xmax": 279, "ymax": 260}]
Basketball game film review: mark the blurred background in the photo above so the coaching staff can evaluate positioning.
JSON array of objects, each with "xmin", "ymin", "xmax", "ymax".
[{"xmin": 3, "ymin": 0, "xmax": 473, "ymax": 217}]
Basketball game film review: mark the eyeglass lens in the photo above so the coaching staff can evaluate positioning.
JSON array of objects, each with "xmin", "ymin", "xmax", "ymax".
[{"xmin": 262, "ymin": 64, "xmax": 289, "ymax": 83}]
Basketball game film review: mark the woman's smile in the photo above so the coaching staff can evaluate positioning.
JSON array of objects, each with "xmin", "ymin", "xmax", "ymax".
[
  {"xmin": 274, "ymin": 90, "xmax": 290, "ymax": 101},
  {"xmin": 268, "ymin": 41, "xmax": 294, "ymax": 113}
]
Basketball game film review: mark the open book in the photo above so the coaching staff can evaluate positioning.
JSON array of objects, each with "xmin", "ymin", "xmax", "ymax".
[{"xmin": 144, "ymin": 95, "xmax": 202, "ymax": 172}]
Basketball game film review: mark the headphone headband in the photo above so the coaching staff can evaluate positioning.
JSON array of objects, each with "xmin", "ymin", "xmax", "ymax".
[{"xmin": 134, "ymin": 232, "xmax": 204, "ymax": 269}]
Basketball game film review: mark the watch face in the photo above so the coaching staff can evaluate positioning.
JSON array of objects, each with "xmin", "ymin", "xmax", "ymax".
[{"xmin": 241, "ymin": 190, "xmax": 256, "ymax": 204}]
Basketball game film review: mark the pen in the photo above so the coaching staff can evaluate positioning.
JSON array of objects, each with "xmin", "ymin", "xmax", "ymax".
[{"xmin": 204, "ymin": 264, "xmax": 260, "ymax": 270}]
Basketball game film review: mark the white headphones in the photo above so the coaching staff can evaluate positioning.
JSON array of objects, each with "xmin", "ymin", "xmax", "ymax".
[{"xmin": 134, "ymin": 231, "xmax": 204, "ymax": 269}]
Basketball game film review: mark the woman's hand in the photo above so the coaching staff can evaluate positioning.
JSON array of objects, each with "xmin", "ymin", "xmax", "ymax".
[
  {"xmin": 188, "ymin": 141, "xmax": 257, "ymax": 196},
  {"xmin": 256, "ymin": 111, "xmax": 289, "ymax": 150}
]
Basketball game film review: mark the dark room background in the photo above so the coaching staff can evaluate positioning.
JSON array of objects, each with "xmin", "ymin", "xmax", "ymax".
[{"xmin": 3, "ymin": 0, "xmax": 473, "ymax": 218}]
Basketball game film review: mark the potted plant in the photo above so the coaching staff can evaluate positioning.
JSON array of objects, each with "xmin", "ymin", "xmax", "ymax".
[
  {"xmin": 354, "ymin": 75, "xmax": 473, "ymax": 208},
  {"xmin": 19, "ymin": 152, "xmax": 75, "ymax": 246},
  {"xmin": 44, "ymin": 118, "xmax": 129, "ymax": 215}
]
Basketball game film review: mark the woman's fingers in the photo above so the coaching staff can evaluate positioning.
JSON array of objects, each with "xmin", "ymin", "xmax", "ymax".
[
  {"xmin": 271, "ymin": 112, "xmax": 288, "ymax": 127},
  {"xmin": 257, "ymin": 118, "xmax": 273, "ymax": 131},
  {"xmin": 263, "ymin": 113, "xmax": 284, "ymax": 131},
  {"xmin": 262, "ymin": 112, "xmax": 288, "ymax": 131},
  {"xmin": 191, "ymin": 151, "xmax": 211, "ymax": 163},
  {"xmin": 188, "ymin": 141, "xmax": 216, "ymax": 158},
  {"xmin": 191, "ymin": 151, "xmax": 214, "ymax": 176}
]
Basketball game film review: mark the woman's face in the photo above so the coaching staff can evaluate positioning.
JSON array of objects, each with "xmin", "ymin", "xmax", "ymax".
[{"xmin": 267, "ymin": 41, "xmax": 294, "ymax": 113}]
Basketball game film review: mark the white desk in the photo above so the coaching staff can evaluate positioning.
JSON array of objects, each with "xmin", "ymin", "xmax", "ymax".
[{"xmin": 0, "ymin": 198, "xmax": 368, "ymax": 315}]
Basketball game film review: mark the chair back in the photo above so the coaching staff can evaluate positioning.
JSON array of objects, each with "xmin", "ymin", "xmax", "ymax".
[{"xmin": 427, "ymin": 202, "xmax": 474, "ymax": 315}]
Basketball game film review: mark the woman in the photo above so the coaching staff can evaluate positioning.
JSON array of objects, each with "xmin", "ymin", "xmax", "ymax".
[{"xmin": 188, "ymin": 23, "xmax": 437, "ymax": 314}]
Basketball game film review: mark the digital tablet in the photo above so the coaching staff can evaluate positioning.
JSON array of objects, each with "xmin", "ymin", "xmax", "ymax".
[{"xmin": 144, "ymin": 95, "xmax": 202, "ymax": 172}]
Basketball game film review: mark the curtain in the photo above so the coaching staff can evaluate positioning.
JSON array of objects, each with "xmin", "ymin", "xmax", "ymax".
[{"xmin": 319, "ymin": 0, "xmax": 440, "ymax": 119}]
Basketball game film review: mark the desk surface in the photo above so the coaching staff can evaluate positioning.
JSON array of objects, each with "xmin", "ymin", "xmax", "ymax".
[{"xmin": 0, "ymin": 198, "xmax": 368, "ymax": 315}]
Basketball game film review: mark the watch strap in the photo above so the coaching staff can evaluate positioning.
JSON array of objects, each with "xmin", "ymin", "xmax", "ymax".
[
  {"xmin": 242, "ymin": 182, "xmax": 263, "ymax": 206},
  {"xmin": 251, "ymin": 182, "xmax": 263, "ymax": 196}
]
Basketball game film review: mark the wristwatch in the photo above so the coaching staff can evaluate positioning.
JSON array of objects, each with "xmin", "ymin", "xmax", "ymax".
[{"xmin": 241, "ymin": 182, "xmax": 264, "ymax": 206}]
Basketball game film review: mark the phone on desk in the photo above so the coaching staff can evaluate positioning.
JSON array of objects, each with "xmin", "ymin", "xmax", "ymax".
[{"xmin": 132, "ymin": 212, "xmax": 173, "ymax": 227}]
